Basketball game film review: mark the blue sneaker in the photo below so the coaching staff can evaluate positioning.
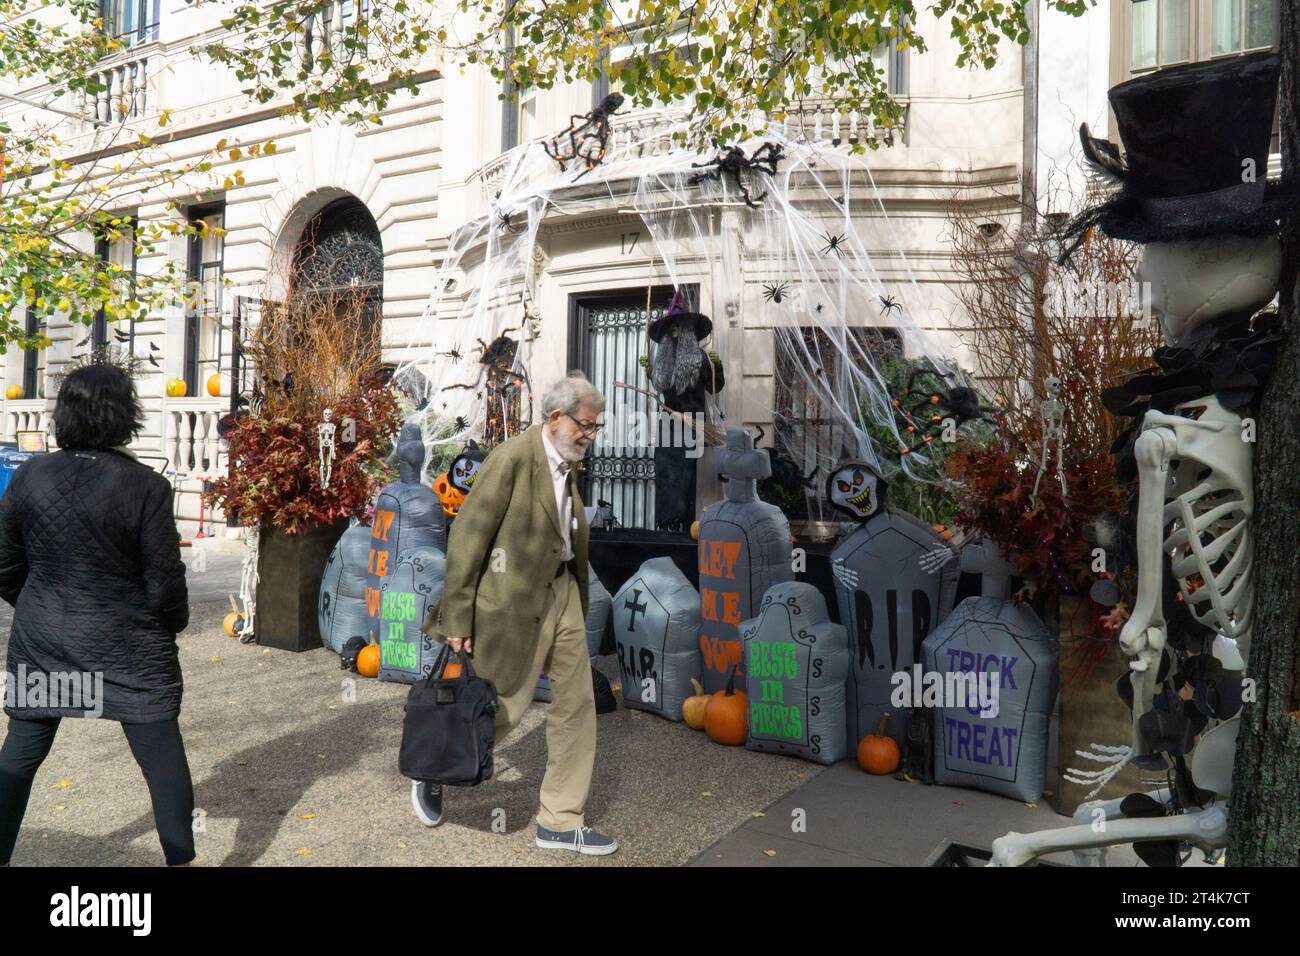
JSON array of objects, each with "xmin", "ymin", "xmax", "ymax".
[
  {"xmin": 411, "ymin": 780, "xmax": 444, "ymax": 827},
  {"xmin": 535, "ymin": 823, "xmax": 618, "ymax": 856}
]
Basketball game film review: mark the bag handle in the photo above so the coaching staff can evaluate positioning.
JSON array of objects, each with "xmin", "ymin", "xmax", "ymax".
[{"xmin": 424, "ymin": 643, "xmax": 475, "ymax": 687}]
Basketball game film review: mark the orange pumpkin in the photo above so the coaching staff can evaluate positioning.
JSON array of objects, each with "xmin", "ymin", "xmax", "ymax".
[
  {"xmin": 857, "ymin": 715, "xmax": 901, "ymax": 774},
  {"xmin": 222, "ymin": 611, "xmax": 244, "ymax": 637},
  {"xmin": 433, "ymin": 472, "xmax": 466, "ymax": 517},
  {"xmin": 5, "ymin": 384, "xmax": 24, "ymax": 400},
  {"xmin": 442, "ymin": 661, "xmax": 463, "ymax": 679},
  {"xmin": 356, "ymin": 643, "xmax": 381, "ymax": 678},
  {"xmin": 206, "ymin": 374, "xmax": 222, "ymax": 397},
  {"xmin": 682, "ymin": 677, "xmax": 709, "ymax": 730},
  {"xmin": 705, "ymin": 664, "xmax": 748, "ymax": 746}
]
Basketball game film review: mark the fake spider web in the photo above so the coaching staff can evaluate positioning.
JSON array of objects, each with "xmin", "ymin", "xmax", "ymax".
[{"xmin": 389, "ymin": 113, "xmax": 985, "ymax": 498}]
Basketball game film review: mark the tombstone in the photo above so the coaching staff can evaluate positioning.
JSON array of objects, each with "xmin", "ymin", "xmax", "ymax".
[
  {"xmin": 921, "ymin": 597, "xmax": 1059, "ymax": 802},
  {"xmin": 366, "ymin": 423, "xmax": 447, "ymax": 643},
  {"xmin": 610, "ymin": 557, "xmax": 703, "ymax": 721},
  {"xmin": 318, "ymin": 524, "xmax": 373, "ymax": 655},
  {"xmin": 377, "ymin": 546, "xmax": 448, "ymax": 684},
  {"xmin": 832, "ymin": 508, "xmax": 959, "ymax": 747},
  {"xmin": 960, "ymin": 534, "xmax": 1019, "ymax": 600},
  {"xmin": 585, "ymin": 565, "xmax": 613, "ymax": 661},
  {"xmin": 742, "ymin": 582, "xmax": 851, "ymax": 765},
  {"xmin": 697, "ymin": 429, "xmax": 793, "ymax": 693}
]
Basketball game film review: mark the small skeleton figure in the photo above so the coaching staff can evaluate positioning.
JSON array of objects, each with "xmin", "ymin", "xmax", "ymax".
[
  {"xmin": 318, "ymin": 408, "xmax": 337, "ymax": 489},
  {"xmin": 1031, "ymin": 376, "xmax": 1067, "ymax": 505},
  {"xmin": 237, "ymin": 524, "xmax": 259, "ymax": 644}
]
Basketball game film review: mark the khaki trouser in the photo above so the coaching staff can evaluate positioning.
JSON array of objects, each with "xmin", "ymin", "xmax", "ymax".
[{"xmin": 492, "ymin": 567, "xmax": 595, "ymax": 831}]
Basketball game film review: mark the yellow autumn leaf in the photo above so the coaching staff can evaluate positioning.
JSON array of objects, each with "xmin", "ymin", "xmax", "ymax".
[
  {"xmin": 301, "ymin": 813, "xmax": 316, "ymax": 820},
  {"xmin": 295, "ymin": 848, "xmax": 312, "ymax": 856},
  {"xmin": 763, "ymin": 849, "xmax": 776, "ymax": 857},
  {"xmin": 58, "ymin": 780, "xmax": 73, "ymax": 788}
]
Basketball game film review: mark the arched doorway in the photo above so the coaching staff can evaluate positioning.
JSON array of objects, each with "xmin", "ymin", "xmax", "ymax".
[{"xmin": 289, "ymin": 197, "xmax": 384, "ymax": 354}]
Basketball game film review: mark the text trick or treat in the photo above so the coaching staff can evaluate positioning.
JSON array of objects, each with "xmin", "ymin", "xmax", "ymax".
[{"xmin": 696, "ymin": 428, "xmax": 792, "ymax": 693}]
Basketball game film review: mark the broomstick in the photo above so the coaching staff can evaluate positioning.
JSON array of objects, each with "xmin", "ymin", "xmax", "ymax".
[{"xmin": 612, "ymin": 381, "xmax": 726, "ymax": 447}]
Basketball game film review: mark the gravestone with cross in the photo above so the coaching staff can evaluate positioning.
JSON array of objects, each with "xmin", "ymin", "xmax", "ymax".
[
  {"xmin": 366, "ymin": 423, "xmax": 447, "ymax": 645},
  {"xmin": 318, "ymin": 524, "xmax": 373, "ymax": 655},
  {"xmin": 831, "ymin": 508, "xmax": 959, "ymax": 747},
  {"xmin": 585, "ymin": 563, "xmax": 613, "ymax": 660},
  {"xmin": 742, "ymin": 581, "xmax": 851, "ymax": 765},
  {"xmin": 696, "ymin": 428, "xmax": 793, "ymax": 693},
  {"xmin": 610, "ymin": 556, "xmax": 702, "ymax": 721}
]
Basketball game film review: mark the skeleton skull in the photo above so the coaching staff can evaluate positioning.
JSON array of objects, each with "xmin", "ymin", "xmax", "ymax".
[{"xmin": 1137, "ymin": 234, "xmax": 1282, "ymax": 346}]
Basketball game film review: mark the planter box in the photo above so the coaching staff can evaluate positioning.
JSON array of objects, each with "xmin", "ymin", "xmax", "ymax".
[
  {"xmin": 1051, "ymin": 597, "xmax": 1148, "ymax": 814},
  {"xmin": 255, "ymin": 518, "xmax": 351, "ymax": 652}
]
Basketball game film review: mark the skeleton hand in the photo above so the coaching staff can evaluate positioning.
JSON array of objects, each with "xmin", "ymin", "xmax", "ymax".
[{"xmin": 919, "ymin": 547, "xmax": 955, "ymax": 575}]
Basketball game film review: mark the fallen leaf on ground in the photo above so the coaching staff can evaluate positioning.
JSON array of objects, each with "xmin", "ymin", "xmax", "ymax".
[
  {"xmin": 700, "ymin": 791, "xmax": 714, "ymax": 798},
  {"xmin": 55, "ymin": 805, "xmax": 66, "ymax": 811},
  {"xmin": 295, "ymin": 848, "xmax": 312, "ymax": 856},
  {"xmin": 209, "ymin": 657, "xmax": 221, "ymax": 663},
  {"xmin": 751, "ymin": 812, "xmax": 765, "ymax": 817},
  {"xmin": 58, "ymin": 780, "xmax": 72, "ymax": 788},
  {"xmin": 763, "ymin": 850, "xmax": 776, "ymax": 857},
  {"xmin": 1024, "ymin": 802, "xmax": 1038, "ymax": 809},
  {"xmin": 301, "ymin": 813, "xmax": 316, "ymax": 820}
]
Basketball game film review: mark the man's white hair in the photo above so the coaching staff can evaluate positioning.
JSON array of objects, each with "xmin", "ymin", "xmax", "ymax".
[{"xmin": 542, "ymin": 372, "xmax": 605, "ymax": 418}]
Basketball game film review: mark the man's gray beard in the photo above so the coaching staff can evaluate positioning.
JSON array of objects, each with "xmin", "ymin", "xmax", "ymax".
[{"xmin": 554, "ymin": 433, "xmax": 587, "ymax": 464}]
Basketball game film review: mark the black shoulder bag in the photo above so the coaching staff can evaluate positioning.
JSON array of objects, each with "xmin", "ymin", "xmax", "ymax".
[{"xmin": 399, "ymin": 646, "xmax": 498, "ymax": 786}]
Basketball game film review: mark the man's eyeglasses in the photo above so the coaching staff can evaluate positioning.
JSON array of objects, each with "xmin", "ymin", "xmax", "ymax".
[{"xmin": 564, "ymin": 413, "xmax": 604, "ymax": 437}]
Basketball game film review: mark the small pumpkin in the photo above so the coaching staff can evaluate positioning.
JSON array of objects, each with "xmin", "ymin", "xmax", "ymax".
[
  {"xmin": 705, "ymin": 664, "xmax": 748, "ymax": 746},
  {"xmin": 356, "ymin": 643, "xmax": 381, "ymax": 678},
  {"xmin": 5, "ymin": 384, "xmax": 24, "ymax": 400},
  {"xmin": 682, "ymin": 677, "xmax": 709, "ymax": 730},
  {"xmin": 206, "ymin": 373, "xmax": 222, "ymax": 397},
  {"xmin": 165, "ymin": 377, "xmax": 187, "ymax": 398},
  {"xmin": 857, "ymin": 715, "xmax": 901, "ymax": 775},
  {"xmin": 222, "ymin": 595, "xmax": 243, "ymax": 637},
  {"xmin": 689, "ymin": 520, "xmax": 700, "ymax": 541},
  {"xmin": 442, "ymin": 660, "xmax": 463, "ymax": 679}
]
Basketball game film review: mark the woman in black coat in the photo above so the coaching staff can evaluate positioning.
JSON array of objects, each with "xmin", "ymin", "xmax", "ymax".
[{"xmin": 0, "ymin": 364, "xmax": 194, "ymax": 866}]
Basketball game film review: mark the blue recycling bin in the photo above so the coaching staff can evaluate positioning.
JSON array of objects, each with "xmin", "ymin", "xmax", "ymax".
[{"xmin": 0, "ymin": 446, "xmax": 36, "ymax": 498}]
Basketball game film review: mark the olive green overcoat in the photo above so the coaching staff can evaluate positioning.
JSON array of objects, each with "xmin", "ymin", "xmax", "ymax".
[{"xmin": 425, "ymin": 423, "xmax": 589, "ymax": 700}]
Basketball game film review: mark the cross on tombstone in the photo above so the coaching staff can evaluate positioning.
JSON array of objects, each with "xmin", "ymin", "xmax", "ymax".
[{"xmin": 624, "ymin": 589, "xmax": 648, "ymax": 632}]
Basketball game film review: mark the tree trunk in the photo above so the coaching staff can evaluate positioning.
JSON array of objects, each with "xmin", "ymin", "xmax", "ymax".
[{"xmin": 1226, "ymin": 4, "xmax": 1300, "ymax": 866}]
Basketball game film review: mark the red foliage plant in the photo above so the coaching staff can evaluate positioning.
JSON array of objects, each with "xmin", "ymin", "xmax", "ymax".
[
  {"xmin": 945, "ymin": 432, "xmax": 1127, "ymax": 599},
  {"xmin": 205, "ymin": 382, "xmax": 402, "ymax": 535}
]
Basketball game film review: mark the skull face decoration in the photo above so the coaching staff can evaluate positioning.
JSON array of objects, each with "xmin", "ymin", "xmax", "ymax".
[
  {"xmin": 448, "ymin": 441, "xmax": 485, "ymax": 495},
  {"xmin": 825, "ymin": 460, "xmax": 886, "ymax": 522}
]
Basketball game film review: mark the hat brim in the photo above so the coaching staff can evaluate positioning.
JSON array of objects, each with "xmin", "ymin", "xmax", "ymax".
[
  {"xmin": 648, "ymin": 311, "xmax": 712, "ymax": 342},
  {"xmin": 1079, "ymin": 179, "xmax": 1299, "ymax": 245}
]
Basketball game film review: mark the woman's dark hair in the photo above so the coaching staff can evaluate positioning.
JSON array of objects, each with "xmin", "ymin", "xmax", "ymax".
[{"xmin": 53, "ymin": 364, "xmax": 145, "ymax": 450}]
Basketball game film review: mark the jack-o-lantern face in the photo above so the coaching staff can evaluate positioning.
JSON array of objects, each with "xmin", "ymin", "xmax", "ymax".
[{"xmin": 826, "ymin": 460, "xmax": 884, "ymax": 521}]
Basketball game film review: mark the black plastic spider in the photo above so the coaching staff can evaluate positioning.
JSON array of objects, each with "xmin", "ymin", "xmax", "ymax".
[
  {"xmin": 762, "ymin": 281, "xmax": 790, "ymax": 304},
  {"xmin": 890, "ymin": 367, "xmax": 1002, "ymax": 453},
  {"xmin": 453, "ymin": 415, "xmax": 470, "ymax": 431},
  {"xmin": 495, "ymin": 207, "xmax": 525, "ymax": 235},
  {"xmin": 439, "ymin": 345, "xmax": 463, "ymax": 363},
  {"xmin": 819, "ymin": 231, "xmax": 848, "ymax": 258},
  {"xmin": 689, "ymin": 141, "xmax": 784, "ymax": 209},
  {"xmin": 879, "ymin": 295, "xmax": 902, "ymax": 317},
  {"xmin": 543, "ymin": 93, "xmax": 625, "ymax": 179}
]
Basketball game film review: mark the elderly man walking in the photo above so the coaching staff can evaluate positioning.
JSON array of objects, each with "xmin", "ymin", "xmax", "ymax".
[{"xmin": 413, "ymin": 372, "xmax": 616, "ymax": 855}]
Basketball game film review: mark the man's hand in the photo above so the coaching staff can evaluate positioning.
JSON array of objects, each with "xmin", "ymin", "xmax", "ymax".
[{"xmin": 446, "ymin": 636, "xmax": 473, "ymax": 655}]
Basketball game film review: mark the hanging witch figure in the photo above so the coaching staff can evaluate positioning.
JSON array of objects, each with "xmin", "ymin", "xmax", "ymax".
[{"xmin": 647, "ymin": 288, "xmax": 725, "ymax": 532}]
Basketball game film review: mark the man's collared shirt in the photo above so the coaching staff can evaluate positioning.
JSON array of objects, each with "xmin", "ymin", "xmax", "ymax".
[{"xmin": 541, "ymin": 428, "xmax": 574, "ymax": 562}]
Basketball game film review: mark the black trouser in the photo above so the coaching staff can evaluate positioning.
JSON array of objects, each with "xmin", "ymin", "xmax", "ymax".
[{"xmin": 0, "ymin": 716, "xmax": 195, "ymax": 866}]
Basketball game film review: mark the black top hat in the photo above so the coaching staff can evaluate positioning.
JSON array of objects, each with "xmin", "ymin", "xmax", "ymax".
[
  {"xmin": 648, "ymin": 287, "xmax": 712, "ymax": 342},
  {"xmin": 1061, "ymin": 52, "xmax": 1296, "ymax": 256}
]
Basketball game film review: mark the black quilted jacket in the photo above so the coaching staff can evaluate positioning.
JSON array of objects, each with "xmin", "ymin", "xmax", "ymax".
[{"xmin": 0, "ymin": 449, "xmax": 189, "ymax": 722}]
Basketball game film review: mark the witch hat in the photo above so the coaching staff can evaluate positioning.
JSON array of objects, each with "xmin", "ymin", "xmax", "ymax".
[
  {"xmin": 648, "ymin": 287, "xmax": 712, "ymax": 342},
  {"xmin": 1061, "ymin": 51, "xmax": 1296, "ymax": 257}
]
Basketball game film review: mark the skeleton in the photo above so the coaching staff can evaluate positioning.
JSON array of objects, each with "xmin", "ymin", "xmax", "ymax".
[
  {"xmin": 236, "ymin": 523, "xmax": 260, "ymax": 644},
  {"xmin": 318, "ymin": 407, "xmax": 336, "ymax": 489},
  {"xmin": 990, "ymin": 233, "xmax": 1277, "ymax": 867},
  {"xmin": 1030, "ymin": 376, "xmax": 1067, "ymax": 505}
]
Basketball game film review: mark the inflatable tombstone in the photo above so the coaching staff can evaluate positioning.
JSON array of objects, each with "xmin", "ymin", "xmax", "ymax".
[
  {"xmin": 585, "ymin": 564, "xmax": 614, "ymax": 661},
  {"xmin": 366, "ymin": 423, "xmax": 447, "ymax": 643},
  {"xmin": 377, "ymin": 546, "xmax": 448, "ymax": 684},
  {"xmin": 921, "ymin": 597, "xmax": 1058, "ymax": 802},
  {"xmin": 696, "ymin": 429, "xmax": 793, "ymax": 693},
  {"xmin": 827, "ymin": 459, "xmax": 959, "ymax": 747},
  {"xmin": 742, "ymin": 582, "xmax": 851, "ymax": 765},
  {"xmin": 610, "ymin": 557, "xmax": 703, "ymax": 720},
  {"xmin": 318, "ymin": 524, "xmax": 373, "ymax": 655}
]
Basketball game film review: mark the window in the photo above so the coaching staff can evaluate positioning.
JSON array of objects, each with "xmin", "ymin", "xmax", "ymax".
[
  {"xmin": 92, "ymin": 219, "xmax": 137, "ymax": 351},
  {"xmin": 773, "ymin": 326, "xmax": 901, "ymax": 520},
  {"xmin": 97, "ymin": 0, "xmax": 160, "ymax": 47},
  {"xmin": 1125, "ymin": 0, "xmax": 1277, "ymax": 75},
  {"xmin": 22, "ymin": 307, "xmax": 46, "ymax": 401},
  {"xmin": 183, "ymin": 203, "xmax": 225, "ymax": 398}
]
